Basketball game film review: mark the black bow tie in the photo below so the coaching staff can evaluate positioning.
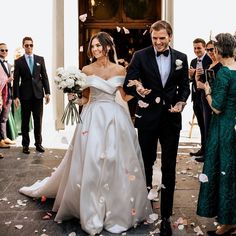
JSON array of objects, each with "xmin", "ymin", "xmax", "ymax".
[
  {"xmin": 3, "ymin": 60, "xmax": 7, "ymax": 63},
  {"xmin": 156, "ymin": 49, "xmax": 169, "ymax": 57}
]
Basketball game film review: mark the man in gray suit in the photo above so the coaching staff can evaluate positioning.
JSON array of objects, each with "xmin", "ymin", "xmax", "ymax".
[{"xmin": 13, "ymin": 37, "xmax": 50, "ymax": 154}]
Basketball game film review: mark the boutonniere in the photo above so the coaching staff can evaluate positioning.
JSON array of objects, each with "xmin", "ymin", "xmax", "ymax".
[
  {"xmin": 36, "ymin": 63, "xmax": 40, "ymax": 66},
  {"xmin": 175, "ymin": 59, "xmax": 183, "ymax": 70}
]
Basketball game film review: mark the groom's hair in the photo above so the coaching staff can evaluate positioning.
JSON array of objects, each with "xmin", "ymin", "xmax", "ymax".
[{"xmin": 150, "ymin": 20, "xmax": 173, "ymax": 37}]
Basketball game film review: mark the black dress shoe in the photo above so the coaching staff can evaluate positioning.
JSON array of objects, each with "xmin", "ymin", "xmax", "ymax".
[
  {"xmin": 160, "ymin": 218, "xmax": 172, "ymax": 236},
  {"xmin": 23, "ymin": 146, "xmax": 30, "ymax": 154},
  {"xmin": 195, "ymin": 156, "xmax": 205, "ymax": 162},
  {"xmin": 190, "ymin": 149, "xmax": 204, "ymax": 156},
  {"xmin": 36, "ymin": 145, "xmax": 45, "ymax": 152}
]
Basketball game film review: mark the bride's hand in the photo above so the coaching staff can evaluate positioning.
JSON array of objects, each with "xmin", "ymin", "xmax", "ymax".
[{"xmin": 67, "ymin": 93, "xmax": 77, "ymax": 101}]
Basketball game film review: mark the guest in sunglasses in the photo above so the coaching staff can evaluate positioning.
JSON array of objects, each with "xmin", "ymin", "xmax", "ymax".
[
  {"xmin": 0, "ymin": 43, "xmax": 16, "ymax": 150},
  {"xmin": 13, "ymin": 37, "xmax": 50, "ymax": 154}
]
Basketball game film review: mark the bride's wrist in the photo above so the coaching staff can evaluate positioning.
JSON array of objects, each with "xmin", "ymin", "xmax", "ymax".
[{"xmin": 75, "ymin": 96, "xmax": 88, "ymax": 106}]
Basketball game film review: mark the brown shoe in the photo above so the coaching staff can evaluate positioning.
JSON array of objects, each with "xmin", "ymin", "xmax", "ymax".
[
  {"xmin": 0, "ymin": 153, "xmax": 4, "ymax": 159},
  {"xmin": 0, "ymin": 140, "xmax": 10, "ymax": 148},
  {"xmin": 4, "ymin": 138, "xmax": 16, "ymax": 145}
]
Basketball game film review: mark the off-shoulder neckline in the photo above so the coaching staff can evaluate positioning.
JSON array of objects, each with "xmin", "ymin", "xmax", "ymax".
[{"xmin": 88, "ymin": 75, "xmax": 125, "ymax": 81}]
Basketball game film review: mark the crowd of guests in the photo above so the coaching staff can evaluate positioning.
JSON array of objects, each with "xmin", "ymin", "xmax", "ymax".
[{"xmin": 1, "ymin": 23, "xmax": 236, "ymax": 235}]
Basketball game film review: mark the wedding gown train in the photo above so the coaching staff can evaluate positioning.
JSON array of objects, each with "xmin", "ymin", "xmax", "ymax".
[{"xmin": 19, "ymin": 75, "xmax": 152, "ymax": 235}]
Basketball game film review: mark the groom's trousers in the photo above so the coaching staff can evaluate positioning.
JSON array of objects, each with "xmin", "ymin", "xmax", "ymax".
[{"xmin": 137, "ymin": 112, "xmax": 180, "ymax": 218}]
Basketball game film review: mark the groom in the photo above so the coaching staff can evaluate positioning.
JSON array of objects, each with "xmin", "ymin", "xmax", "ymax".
[{"xmin": 124, "ymin": 20, "xmax": 190, "ymax": 236}]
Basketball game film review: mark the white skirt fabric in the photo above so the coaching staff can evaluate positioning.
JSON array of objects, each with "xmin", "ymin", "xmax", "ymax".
[{"xmin": 19, "ymin": 76, "xmax": 152, "ymax": 235}]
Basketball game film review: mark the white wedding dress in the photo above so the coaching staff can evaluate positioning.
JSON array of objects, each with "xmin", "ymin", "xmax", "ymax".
[{"xmin": 19, "ymin": 75, "xmax": 152, "ymax": 235}]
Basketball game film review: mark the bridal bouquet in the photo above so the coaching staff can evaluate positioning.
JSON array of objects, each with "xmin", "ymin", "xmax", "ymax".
[{"xmin": 54, "ymin": 66, "xmax": 87, "ymax": 125}]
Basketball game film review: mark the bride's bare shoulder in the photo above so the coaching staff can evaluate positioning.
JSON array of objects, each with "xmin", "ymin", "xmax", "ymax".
[
  {"xmin": 113, "ymin": 64, "xmax": 126, "ymax": 76},
  {"xmin": 82, "ymin": 64, "xmax": 95, "ymax": 75}
]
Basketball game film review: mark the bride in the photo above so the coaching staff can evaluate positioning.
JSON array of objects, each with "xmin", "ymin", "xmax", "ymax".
[{"xmin": 19, "ymin": 32, "xmax": 152, "ymax": 235}]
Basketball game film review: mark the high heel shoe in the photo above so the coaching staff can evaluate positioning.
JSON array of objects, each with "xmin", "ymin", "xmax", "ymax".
[{"xmin": 207, "ymin": 227, "xmax": 236, "ymax": 235}]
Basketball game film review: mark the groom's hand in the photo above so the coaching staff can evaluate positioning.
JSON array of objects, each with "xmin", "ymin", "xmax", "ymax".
[{"xmin": 168, "ymin": 101, "xmax": 186, "ymax": 113}]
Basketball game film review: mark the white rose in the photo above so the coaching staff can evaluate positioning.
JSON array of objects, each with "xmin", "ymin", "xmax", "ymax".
[
  {"xmin": 58, "ymin": 81, "xmax": 67, "ymax": 89},
  {"xmin": 65, "ymin": 78, "xmax": 75, "ymax": 88},
  {"xmin": 56, "ymin": 67, "xmax": 65, "ymax": 75}
]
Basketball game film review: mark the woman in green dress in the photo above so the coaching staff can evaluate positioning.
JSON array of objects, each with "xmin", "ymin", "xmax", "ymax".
[{"xmin": 197, "ymin": 33, "xmax": 236, "ymax": 235}]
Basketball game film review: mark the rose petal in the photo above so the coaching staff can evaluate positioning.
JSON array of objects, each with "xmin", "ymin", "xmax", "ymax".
[
  {"xmin": 155, "ymin": 97, "xmax": 161, "ymax": 104},
  {"xmin": 199, "ymin": 173, "xmax": 209, "ymax": 183}
]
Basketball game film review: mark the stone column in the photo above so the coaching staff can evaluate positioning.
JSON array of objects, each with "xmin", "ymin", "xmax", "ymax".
[
  {"xmin": 52, "ymin": 0, "xmax": 65, "ymax": 130},
  {"xmin": 161, "ymin": 0, "xmax": 174, "ymax": 45}
]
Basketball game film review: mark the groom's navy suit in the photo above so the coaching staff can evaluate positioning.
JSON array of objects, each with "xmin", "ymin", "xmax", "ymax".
[
  {"xmin": 124, "ymin": 46, "xmax": 190, "ymax": 218},
  {"xmin": 13, "ymin": 54, "xmax": 50, "ymax": 147}
]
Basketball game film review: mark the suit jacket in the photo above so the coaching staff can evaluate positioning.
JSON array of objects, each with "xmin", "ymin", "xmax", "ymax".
[
  {"xmin": 190, "ymin": 54, "xmax": 212, "ymax": 102},
  {"xmin": 0, "ymin": 60, "xmax": 13, "ymax": 100},
  {"xmin": 13, "ymin": 55, "xmax": 50, "ymax": 100},
  {"xmin": 124, "ymin": 46, "xmax": 190, "ymax": 131}
]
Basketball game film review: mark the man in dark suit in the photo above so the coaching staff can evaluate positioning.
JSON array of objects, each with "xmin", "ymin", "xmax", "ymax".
[
  {"xmin": 189, "ymin": 38, "xmax": 212, "ymax": 162},
  {"xmin": 124, "ymin": 20, "xmax": 190, "ymax": 236},
  {"xmin": 0, "ymin": 43, "xmax": 16, "ymax": 149},
  {"xmin": 13, "ymin": 37, "xmax": 50, "ymax": 154}
]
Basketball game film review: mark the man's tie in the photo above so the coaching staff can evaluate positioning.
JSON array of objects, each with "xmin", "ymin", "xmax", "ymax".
[
  {"xmin": 156, "ymin": 49, "xmax": 169, "ymax": 57},
  {"xmin": 28, "ymin": 56, "xmax": 33, "ymax": 74}
]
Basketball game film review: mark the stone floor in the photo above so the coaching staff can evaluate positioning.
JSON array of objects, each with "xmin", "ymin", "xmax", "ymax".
[{"xmin": 0, "ymin": 143, "xmax": 218, "ymax": 236}]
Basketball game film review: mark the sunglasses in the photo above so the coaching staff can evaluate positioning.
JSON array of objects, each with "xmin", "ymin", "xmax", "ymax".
[
  {"xmin": 206, "ymin": 48, "xmax": 214, "ymax": 52},
  {"xmin": 0, "ymin": 49, "xmax": 8, "ymax": 52},
  {"xmin": 24, "ymin": 44, "xmax": 33, "ymax": 48}
]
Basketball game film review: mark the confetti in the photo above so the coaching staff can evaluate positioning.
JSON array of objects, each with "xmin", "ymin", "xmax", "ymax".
[
  {"xmin": 138, "ymin": 100, "xmax": 149, "ymax": 108},
  {"xmin": 15, "ymin": 225, "xmax": 23, "ymax": 229},
  {"xmin": 199, "ymin": 173, "xmax": 209, "ymax": 183},
  {"xmin": 147, "ymin": 189, "xmax": 158, "ymax": 200},
  {"xmin": 116, "ymin": 26, "xmax": 121, "ymax": 32},
  {"xmin": 128, "ymin": 175, "xmax": 136, "ymax": 181},
  {"xmin": 178, "ymin": 224, "xmax": 184, "ymax": 230},
  {"xmin": 194, "ymin": 226, "xmax": 204, "ymax": 235},
  {"xmin": 79, "ymin": 13, "xmax": 87, "ymax": 22},
  {"xmin": 155, "ymin": 97, "xmax": 161, "ymax": 104},
  {"xmin": 41, "ymin": 196, "xmax": 47, "ymax": 202},
  {"xmin": 123, "ymin": 27, "xmax": 130, "ymax": 34},
  {"xmin": 149, "ymin": 213, "xmax": 158, "ymax": 221},
  {"xmin": 68, "ymin": 232, "xmax": 76, "ymax": 236},
  {"xmin": 131, "ymin": 208, "xmax": 136, "ymax": 216}
]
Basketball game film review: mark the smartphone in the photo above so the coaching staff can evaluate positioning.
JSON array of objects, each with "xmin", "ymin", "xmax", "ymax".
[{"xmin": 205, "ymin": 69, "xmax": 215, "ymax": 85}]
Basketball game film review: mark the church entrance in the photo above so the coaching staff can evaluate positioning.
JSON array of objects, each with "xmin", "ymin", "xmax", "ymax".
[{"xmin": 78, "ymin": 0, "xmax": 161, "ymax": 118}]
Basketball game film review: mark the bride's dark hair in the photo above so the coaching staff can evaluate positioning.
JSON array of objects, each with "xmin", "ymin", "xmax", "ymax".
[{"xmin": 87, "ymin": 31, "xmax": 117, "ymax": 63}]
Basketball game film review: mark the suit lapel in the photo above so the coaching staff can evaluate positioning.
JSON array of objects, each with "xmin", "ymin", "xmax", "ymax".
[
  {"xmin": 0, "ymin": 60, "xmax": 10, "ymax": 77},
  {"xmin": 164, "ymin": 48, "xmax": 176, "ymax": 87},
  {"xmin": 147, "ymin": 47, "xmax": 163, "ymax": 87}
]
